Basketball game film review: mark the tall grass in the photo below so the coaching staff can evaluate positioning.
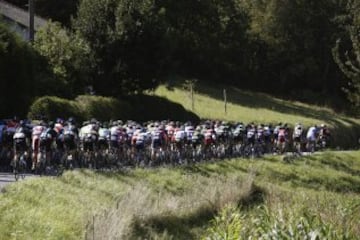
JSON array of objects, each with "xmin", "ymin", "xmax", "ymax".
[
  {"xmin": 204, "ymin": 189, "xmax": 360, "ymax": 239},
  {"xmin": 0, "ymin": 151, "xmax": 359, "ymax": 239},
  {"xmin": 86, "ymin": 174, "xmax": 258, "ymax": 239}
]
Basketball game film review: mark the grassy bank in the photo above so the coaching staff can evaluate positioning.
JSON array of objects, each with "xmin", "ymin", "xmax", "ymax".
[
  {"xmin": 0, "ymin": 151, "xmax": 359, "ymax": 239},
  {"xmin": 153, "ymin": 81, "xmax": 360, "ymax": 148}
]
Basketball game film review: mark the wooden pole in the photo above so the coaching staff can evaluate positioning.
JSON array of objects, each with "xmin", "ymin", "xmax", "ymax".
[
  {"xmin": 191, "ymin": 83, "xmax": 194, "ymax": 111},
  {"xmin": 223, "ymin": 89, "xmax": 227, "ymax": 114},
  {"xmin": 29, "ymin": 0, "xmax": 34, "ymax": 41}
]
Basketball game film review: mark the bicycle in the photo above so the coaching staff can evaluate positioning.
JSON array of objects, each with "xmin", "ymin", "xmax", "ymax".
[{"xmin": 13, "ymin": 150, "xmax": 27, "ymax": 181}]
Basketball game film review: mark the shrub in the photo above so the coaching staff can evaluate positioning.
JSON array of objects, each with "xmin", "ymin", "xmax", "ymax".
[
  {"xmin": 27, "ymin": 95, "xmax": 199, "ymax": 123},
  {"xmin": 125, "ymin": 95, "xmax": 200, "ymax": 122},
  {"xmin": 75, "ymin": 95, "xmax": 132, "ymax": 121},
  {"xmin": 27, "ymin": 96, "xmax": 81, "ymax": 121}
]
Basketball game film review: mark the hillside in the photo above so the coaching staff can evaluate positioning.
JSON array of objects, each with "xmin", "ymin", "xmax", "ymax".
[
  {"xmin": 152, "ymin": 80, "xmax": 360, "ymax": 148},
  {"xmin": 0, "ymin": 151, "xmax": 359, "ymax": 239}
]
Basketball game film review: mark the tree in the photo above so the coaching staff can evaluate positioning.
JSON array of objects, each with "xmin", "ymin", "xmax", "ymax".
[
  {"xmin": 34, "ymin": 21, "xmax": 93, "ymax": 98},
  {"xmin": 333, "ymin": 0, "xmax": 360, "ymax": 109},
  {"xmin": 240, "ymin": 0, "xmax": 346, "ymax": 96},
  {"xmin": 74, "ymin": 0, "xmax": 168, "ymax": 95},
  {"xmin": 0, "ymin": 23, "xmax": 38, "ymax": 117}
]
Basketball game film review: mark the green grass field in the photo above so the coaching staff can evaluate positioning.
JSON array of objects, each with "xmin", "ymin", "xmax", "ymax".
[
  {"xmin": 2, "ymin": 81, "xmax": 359, "ymax": 239},
  {"xmin": 152, "ymin": 80, "xmax": 360, "ymax": 148},
  {"xmin": 0, "ymin": 151, "xmax": 359, "ymax": 239},
  {"xmin": 153, "ymin": 81, "xmax": 358, "ymax": 126}
]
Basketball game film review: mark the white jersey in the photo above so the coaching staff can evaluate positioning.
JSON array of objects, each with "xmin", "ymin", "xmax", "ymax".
[
  {"xmin": 99, "ymin": 128, "xmax": 110, "ymax": 140},
  {"xmin": 293, "ymin": 126, "xmax": 303, "ymax": 138},
  {"xmin": 175, "ymin": 130, "xmax": 185, "ymax": 142},
  {"xmin": 306, "ymin": 127, "xmax": 317, "ymax": 141},
  {"xmin": 185, "ymin": 126, "xmax": 194, "ymax": 140},
  {"xmin": 111, "ymin": 126, "xmax": 124, "ymax": 142},
  {"xmin": 247, "ymin": 129, "xmax": 255, "ymax": 139},
  {"xmin": 32, "ymin": 125, "xmax": 45, "ymax": 139},
  {"xmin": 79, "ymin": 124, "xmax": 94, "ymax": 140}
]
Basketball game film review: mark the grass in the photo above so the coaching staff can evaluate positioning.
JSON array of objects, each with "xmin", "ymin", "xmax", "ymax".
[
  {"xmin": 152, "ymin": 80, "xmax": 360, "ymax": 148},
  {"xmin": 0, "ymin": 151, "xmax": 359, "ymax": 239}
]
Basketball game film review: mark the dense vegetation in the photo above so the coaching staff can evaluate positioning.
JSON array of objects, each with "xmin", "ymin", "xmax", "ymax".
[
  {"xmin": 2, "ymin": 0, "xmax": 360, "ymax": 118},
  {"xmin": 0, "ymin": 151, "xmax": 359, "ymax": 239}
]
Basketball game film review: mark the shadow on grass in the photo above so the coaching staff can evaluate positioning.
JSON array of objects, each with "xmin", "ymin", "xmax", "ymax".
[
  {"xmin": 130, "ymin": 184, "xmax": 266, "ymax": 240},
  {"xmin": 168, "ymin": 80, "xmax": 360, "ymax": 148},
  {"xmin": 123, "ymin": 94, "xmax": 200, "ymax": 123},
  {"xmin": 131, "ymin": 206, "xmax": 214, "ymax": 240}
]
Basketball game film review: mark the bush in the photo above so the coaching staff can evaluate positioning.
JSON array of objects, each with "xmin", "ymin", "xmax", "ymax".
[
  {"xmin": 28, "ymin": 95, "xmax": 199, "ymax": 123},
  {"xmin": 27, "ymin": 96, "xmax": 81, "ymax": 121},
  {"xmin": 125, "ymin": 95, "xmax": 200, "ymax": 122},
  {"xmin": 75, "ymin": 95, "xmax": 132, "ymax": 121}
]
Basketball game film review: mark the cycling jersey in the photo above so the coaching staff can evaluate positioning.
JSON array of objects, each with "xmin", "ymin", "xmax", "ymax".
[
  {"xmin": 32, "ymin": 125, "xmax": 45, "ymax": 151},
  {"xmin": 204, "ymin": 129, "xmax": 216, "ymax": 145},
  {"xmin": 278, "ymin": 129, "xmax": 286, "ymax": 142},
  {"xmin": 40, "ymin": 128, "xmax": 57, "ymax": 152},
  {"xmin": 306, "ymin": 127, "xmax": 317, "ymax": 141}
]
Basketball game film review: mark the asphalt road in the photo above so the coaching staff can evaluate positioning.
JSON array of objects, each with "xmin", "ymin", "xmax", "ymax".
[{"xmin": 0, "ymin": 172, "xmax": 37, "ymax": 192}]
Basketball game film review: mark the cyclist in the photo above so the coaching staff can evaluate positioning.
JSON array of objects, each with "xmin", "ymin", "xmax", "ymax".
[
  {"xmin": 293, "ymin": 123, "xmax": 304, "ymax": 153},
  {"xmin": 61, "ymin": 117, "xmax": 79, "ymax": 167},
  {"xmin": 318, "ymin": 124, "xmax": 330, "ymax": 149},
  {"xmin": 150, "ymin": 125, "xmax": 167, "ymax": 162},
  {"xmin": 184, "ymin": 122, "xmax": 195, "ymax": 145},
  {"xmin": 39, "ymin": 121, "xmax": 58, "ymax": 167},
  {"xmin": 306, "ymin": 125, "xmax": 318, "ymax": 152},
  {"xmin": 246, "ymin": 123, "xmax": 256, "ymax": 146},
  {"xmin": 277, "ymin": 125, "xmax": 287, "ymax": 154},
  {"xmin": 12, "ymin": 120, "xmax": 30, "ymax": 169},
  {"xmin": 109, "ymin": 121, "xmax": 121, "ymax": 150},
  {"xmin": 54, "ymin": 118, "xmax": 65, "ymax": 151},
  {"xmin": 31, "ymin": 120, "xmax": 46, "ymax": 170},
  {"xmin": 0, "ymin": 119, "xmax": 5, "ymax": 147},
  {"xmin": 98, "ymin": 122, "xmax": 110, "ymax": 151},
  {"xmin": 81, "ymin": 119, "xmax": 99, "ymax": 152}
]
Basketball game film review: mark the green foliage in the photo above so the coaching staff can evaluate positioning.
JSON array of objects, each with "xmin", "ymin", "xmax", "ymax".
[
  {"xmin": 0, "ymin": 23, "xmax": 38, "ymax": 118},
  {"xmin": 124, "ymin": 94, "xmax": 200, "ymax": 122},
  {"xmin": 204, "ymin": 204, "xmax": 356, "ymax": 239},
  {"xmin": 75, "ymin": 95, "xmax": 131, "ymax": 121},
  {"xmin": 203, "ymin": 206, "xmax": 242, "ymax": 240},
  {"xmin": 27, "ymin": 96, "xmax": 82, "ymax": 121},
  {"xmin": 154, "ymin": 81, "xmax": 360, "ymax": 148},
  {"xmin": 73, "ymin": 0, "xmax": 167, "ymax": 95},
  {"xmin": 241, "ymin": 0, "xmax": 343, "ymax": 94},
  {"xmin": 1, "ymin": 151, "xmax": 360, "ymax": 239},
  {"xmin": 333, "ymin": 0, "xmax": 360, "ymax": 111},
  {"xmin": 27, "ymin": 95, "xmax": 199, "ymax": 122},
  {"xmin": 34, "ymin": 22, "xmax": 93, "ymax": 98}
]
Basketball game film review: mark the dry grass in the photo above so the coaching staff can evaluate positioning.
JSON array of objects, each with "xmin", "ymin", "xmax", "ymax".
[{"xmin": 86, "ymin": 174, "xmax": 258, "ymax": 240}]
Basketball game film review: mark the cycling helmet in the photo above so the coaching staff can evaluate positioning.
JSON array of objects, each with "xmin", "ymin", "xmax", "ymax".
[
  {"xmin": 56, "ymin": 118, "xmax": 64, "ymax": 124},
  {"xmin": 102, "ymin": 122, "xmax": 109, "ymax": 128},
  {"xmin": 68, "ymin": 117, "xmax": 75, "ymax": 124},
  {"xmin": 49, "ymin": 121, "xmax": 55, "ymax": 129}
]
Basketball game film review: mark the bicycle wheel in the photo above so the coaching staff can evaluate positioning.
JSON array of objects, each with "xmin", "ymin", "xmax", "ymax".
[
  {"xmin": 13, "ymin": 159, "xmax": 19, "ymax": 181},
  {"xmin": 19, "ymin": 158, "xmax": 27, "ymax": 179}
]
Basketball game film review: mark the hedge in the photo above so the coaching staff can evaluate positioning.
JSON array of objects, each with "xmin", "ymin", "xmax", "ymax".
[{"xmin": 27, "ymin": 95, "xmax": 200, "ymax": 123}]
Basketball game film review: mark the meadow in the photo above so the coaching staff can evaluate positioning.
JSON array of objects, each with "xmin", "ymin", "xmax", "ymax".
[{"xmin": 0, "ymin": 151, "xmax": 359, "ymax": 239}]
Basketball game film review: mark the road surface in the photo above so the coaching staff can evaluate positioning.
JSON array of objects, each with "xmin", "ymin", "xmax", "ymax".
[{"xmin": 0, "ymin": 172, "xmax": 37, "ymax": 192}]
